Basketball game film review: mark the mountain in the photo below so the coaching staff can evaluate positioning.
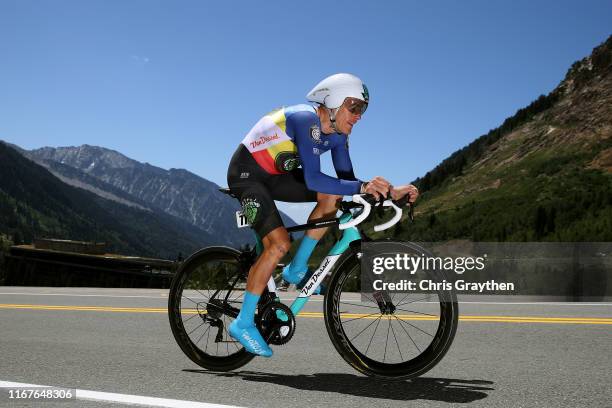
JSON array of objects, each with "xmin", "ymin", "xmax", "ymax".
[
  {"xmin": 391, "ymin": 35, "xmax": 612, "ymax": 242},
  {"xmin": 20, "ymin": 145, "xmax": 297, "ymax": 247},
  {"xmin": 0, "ymin": 142, "xmax": 220, "ymax": 258}
]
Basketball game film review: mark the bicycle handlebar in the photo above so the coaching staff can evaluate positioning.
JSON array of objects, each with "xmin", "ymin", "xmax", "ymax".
[
  {"xmin": 339, "ymin": 195, "xmax": 372, "ymax": 230},
  {"xmin": 338, "ymin": 193, "xmax": 412, "ymax": 231},
  {"xmin": 373, "ymin": 200, "xmax": 402, "ymax": 232}
]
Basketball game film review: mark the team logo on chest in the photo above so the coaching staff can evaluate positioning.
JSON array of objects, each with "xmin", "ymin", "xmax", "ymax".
[
  {"xmin": 310, "ymin": 125, "xmax": 322, "ymax": 144},
  {"xmin": 275, "ymin": 151, "xmax": 301, "ymax": 172}
]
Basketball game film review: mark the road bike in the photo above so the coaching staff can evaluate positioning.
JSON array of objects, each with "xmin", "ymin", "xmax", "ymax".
[{"xmin": 168, "ymin": 190, "xmax": 458, "ymax": 379}]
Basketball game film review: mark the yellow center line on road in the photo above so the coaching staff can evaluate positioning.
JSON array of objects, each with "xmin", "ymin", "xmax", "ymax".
[
  {"xmin": 0, "ymin": 304, "xmax": 167, "ymax": 313},
  {"xmin": 1, "ymin": 303, "xmax": 611, "ymax": 325}
]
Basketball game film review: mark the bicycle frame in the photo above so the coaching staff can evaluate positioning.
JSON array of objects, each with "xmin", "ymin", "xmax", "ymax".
[{"xmin": 253, "ymin": 212, "xmax": 361, "ymax": 316}]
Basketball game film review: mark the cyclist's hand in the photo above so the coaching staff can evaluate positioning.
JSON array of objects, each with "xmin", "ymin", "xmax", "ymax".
[
  {"xmin": 362, "ymin": 176, "xmax": 391, "ymax": 200},
  {"xmin": 391, "ymin": 184, "xmax": 419, "ymax": 204}
]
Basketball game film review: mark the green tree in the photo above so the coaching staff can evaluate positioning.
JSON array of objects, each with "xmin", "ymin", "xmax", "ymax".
[{"xmin": 0, "ymin": 234, "xmax": 14, "ymax": 284}]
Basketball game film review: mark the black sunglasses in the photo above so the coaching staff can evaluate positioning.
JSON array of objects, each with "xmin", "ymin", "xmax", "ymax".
[{"xmin": 343, "ymin": 97, "xmax": 368, "ymax": 115}]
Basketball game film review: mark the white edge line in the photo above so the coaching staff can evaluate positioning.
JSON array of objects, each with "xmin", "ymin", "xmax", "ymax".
[{"xmin": 0, "ymin": 381, "xmax": 245, "ymax": 408}]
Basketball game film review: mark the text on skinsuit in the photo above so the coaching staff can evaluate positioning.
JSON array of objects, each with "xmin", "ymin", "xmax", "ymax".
[{"xmin": 249, "ymin": 134, "xmax": 280, "ymax": 149}]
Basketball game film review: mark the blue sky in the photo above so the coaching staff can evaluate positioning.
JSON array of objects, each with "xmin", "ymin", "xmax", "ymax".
[{"xmin": 1, "ymin": 1, "xmax": 611, "ymax": 222}]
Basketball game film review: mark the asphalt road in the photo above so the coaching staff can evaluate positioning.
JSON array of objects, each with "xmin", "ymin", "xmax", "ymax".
[{"xmin": 0, "ymin": 287, "xmax": 611, "ymax": 408}]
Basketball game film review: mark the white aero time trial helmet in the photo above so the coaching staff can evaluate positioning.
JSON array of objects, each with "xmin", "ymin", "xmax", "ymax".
[{"xmin": 306, "ymin": 73, "xmax": 369, "ymax": 111}]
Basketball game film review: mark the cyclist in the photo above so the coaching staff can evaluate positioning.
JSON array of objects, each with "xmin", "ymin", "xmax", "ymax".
[{"xmin": 227, "ymin": 73, "xmax": 419, "ymax": 356}]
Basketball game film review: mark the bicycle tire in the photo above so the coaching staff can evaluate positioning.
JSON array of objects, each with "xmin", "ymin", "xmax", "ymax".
[
  {"xmin": 168, "ymin": 246, "xmax": 256, "ymax": 371},
  {"xmin": 324, "ymin": 241, "xmax": 459, "ymax": 379}
]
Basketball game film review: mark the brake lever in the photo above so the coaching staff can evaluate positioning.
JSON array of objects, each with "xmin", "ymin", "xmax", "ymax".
[
  {"xmin": 376, "ymin": 194, "xmax": 386, "ymax": 218},
  {"xmin": 390, "ymin": 194, "xmax": 415, "ymax": 223}
]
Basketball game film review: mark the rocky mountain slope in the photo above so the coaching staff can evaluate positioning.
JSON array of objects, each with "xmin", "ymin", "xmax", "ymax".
[
  {"xmin": 0, "ymin": 142, "xmax": 218, "ymax": 258},
  {"xmin": 20, "ymin": 145, "xmax": 297, "ymax": 247},
  {"xmin": 390, "ymin": 35, "xmax": 612, "ymax": 242}
]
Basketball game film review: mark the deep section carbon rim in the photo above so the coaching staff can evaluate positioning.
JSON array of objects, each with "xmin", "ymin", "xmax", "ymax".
[
  {"xmin": 168, "ymin": 247, "xmax": 255, "ymax": 370},
  {"xmin": 325, "ymin": 245, "xmax": 458, "ymax": 379}
]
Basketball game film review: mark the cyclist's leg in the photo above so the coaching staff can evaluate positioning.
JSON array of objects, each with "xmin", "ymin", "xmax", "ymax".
[
  {"xmin": 246, "ymin": 226, "xmax": 291, "ymax": 294},
  {"xmin": 267, "ymin": 170, "xmax": 341, "ymax": 289},
  {"xmin": 307, "ymin": 191, "xmax": 343, "ymax": 235},
  {"xmin": 226, "ymin": 181, "xmax": 289, "ymax": 356}
]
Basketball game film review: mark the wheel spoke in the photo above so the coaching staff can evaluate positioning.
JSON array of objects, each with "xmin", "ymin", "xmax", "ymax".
[
  {"xmin": 341, "ymin": 311, "xmax": 381, "ymax": 324},
  {"xmin": 392, "ymin": 314, "xmax": 421, "ymax": 353},
  {"xmin": 195, "ymin": 324, "xmax": 211, "ymax": 347},
  {"xmin": 394, "ymin": 292, "xmax": 412, "ymax": 309},
  {"xmin": 394, "ymin": 314, "xmax": 434, "ymax": 337},
  {"xmin": 230, "ymin": 290, "xmax": 245, "ymax": 304},
  {"xmin": 395, "ymin": 294, "xmax": 432, "ymax": 307},
  {"xmin": 365, "ymin": 316, "xmax": 383, "ymax": 356},
  {"xmin": 389, "ymin": 317, "xmax": 404, "ymax": 360},
  {"xmin": 349, "ymin": 313, "xmax": 382, "ymax": 342},
  {"xmin": 187, "ymin": 320, "xmax": 207, "ymax": 336},
  {"xmin": 181, "ymin": 294, "xmax": 202, "ymax": 306},
  {"xmin": 383, "ymin": 316, "xmax": 391, "ymax": 363},
  {"xmin": 392, "ymin": 307, "xmax": 438, "ymax": 317},
  {"xmin": 224, "ymin": 315, "xmax": 229, "ymax": 355},
  {"xmin": 361, "ymin": 292, "xmax": 377, "ymax": 304},
  {"xmin": 194, "ymin": 288, "xmax": 212, "ymax": 302},
  {"xmin": 181, "ymin": 312, "xmax": 201, "ymax": 324},
  {"xmin": 204, "ymin": 322, "xmax": 211, "ymax": 353},
  {"xmin": 339, "ymin": 301, "xmax": 386, "ymax": 311},
  {"xmin": 221, "ymin": 315, "xmax": 240, "ymax": 353}
]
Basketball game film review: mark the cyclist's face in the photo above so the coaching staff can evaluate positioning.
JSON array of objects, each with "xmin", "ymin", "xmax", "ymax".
[{"xmin": 335, "ymin": 100, "xmax": 364, "ymax": 135}]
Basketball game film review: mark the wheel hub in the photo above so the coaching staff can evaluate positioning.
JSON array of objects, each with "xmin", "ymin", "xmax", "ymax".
[{"xmin": 206, "ymin": 299, "xmax": 224, "ymax": 319}]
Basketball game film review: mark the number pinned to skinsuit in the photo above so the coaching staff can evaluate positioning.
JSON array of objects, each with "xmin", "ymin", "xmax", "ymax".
[{"xmin": 235, "ymin": 211, "xmax": 251, "ymax": 228}]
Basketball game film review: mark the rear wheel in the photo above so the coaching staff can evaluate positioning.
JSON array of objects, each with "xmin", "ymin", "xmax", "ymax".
[
  {"xmin": 324, "ymin": 241, "xmax": 459, "ymax": 379},
  {"xmin": 168, "ymin": 246, "xmax": 257, "ymax": 371}
]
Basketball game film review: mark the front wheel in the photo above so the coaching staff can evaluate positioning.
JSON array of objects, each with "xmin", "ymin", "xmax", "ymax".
[{"xmin": 324, "ymin": 241, "xmax": 459, "ymax": 380}]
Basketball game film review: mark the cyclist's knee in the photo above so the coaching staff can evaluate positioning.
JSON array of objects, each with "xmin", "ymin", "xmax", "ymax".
[
  {"xmin": 262, "ymin": 228, "xmax": 291, "ymax": 259},
  {"xmin": 265, "ymin": 239, "xmax": 291, "ymax": 259}
]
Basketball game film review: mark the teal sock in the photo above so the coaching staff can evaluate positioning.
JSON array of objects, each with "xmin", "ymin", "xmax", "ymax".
[
  {"xmin": 288, "ymin": 236, "xmax": 318, "ymax": 273},
  {"xmin": 236, "ymin": 291, "xmax": 259, "ymax": 328}
]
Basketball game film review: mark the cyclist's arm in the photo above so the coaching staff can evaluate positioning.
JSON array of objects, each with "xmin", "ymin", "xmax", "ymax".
[
  {"xmin": 290, "ymin": 112, "xmax": 361, "ymax": 195},
  {"xmin": 331, "ymin": 137, "xmax": 357, "ymax": 181}
]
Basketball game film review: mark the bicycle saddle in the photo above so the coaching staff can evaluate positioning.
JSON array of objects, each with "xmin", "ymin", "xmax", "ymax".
[{"xmin": 219, "ymin": 187, "xmax": 238, "ymax": 198}]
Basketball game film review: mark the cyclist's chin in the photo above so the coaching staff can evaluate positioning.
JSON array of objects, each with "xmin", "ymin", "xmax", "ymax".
[{"xmin": 339, "ymin": 123, "xmax": 353, "ymax": 135}]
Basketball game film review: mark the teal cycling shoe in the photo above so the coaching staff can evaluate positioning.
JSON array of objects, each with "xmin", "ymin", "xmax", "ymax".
[
  {"xmin": 282, "ymin": 265, "xmax": 324, "ymax": 295},
  {"xmin": 228, "ymin": 319, "xmax": 273, "ymax": 357}
]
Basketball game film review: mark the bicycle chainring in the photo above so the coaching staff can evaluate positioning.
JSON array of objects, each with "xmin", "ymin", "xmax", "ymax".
[{"xmin": 257, "ymin": 302, "xmax": 296, "ymax": 346}]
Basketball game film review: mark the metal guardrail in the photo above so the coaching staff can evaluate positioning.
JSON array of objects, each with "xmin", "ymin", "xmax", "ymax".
[{"xmin": 4, "ymin": 245, "xmax": 179, "ymax": 288}]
